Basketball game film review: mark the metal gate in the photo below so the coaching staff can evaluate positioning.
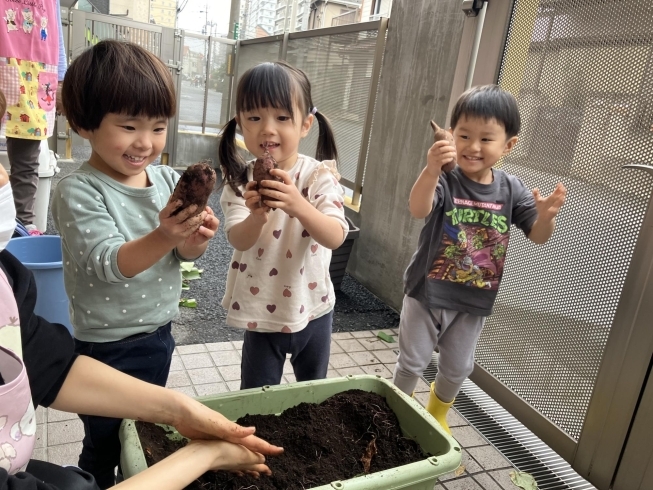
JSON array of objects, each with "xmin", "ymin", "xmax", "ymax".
[
  {"xmin": 458, "ymin": 1, "xmax": 653, "ymax": 488},
  {"xmin": 67, "ymin": 10, "xmax": 182, "ymax": 163}
]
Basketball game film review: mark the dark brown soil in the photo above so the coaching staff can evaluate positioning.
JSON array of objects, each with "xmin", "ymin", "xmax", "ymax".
[{"xmin": 135, "ymin": 390, "xmax": 427, "ymax": 489}]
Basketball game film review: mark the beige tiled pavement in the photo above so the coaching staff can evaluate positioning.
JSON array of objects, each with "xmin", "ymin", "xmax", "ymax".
[{"xmin": 36, "ymin": 329, "xmax": 516, "ymax": 489}]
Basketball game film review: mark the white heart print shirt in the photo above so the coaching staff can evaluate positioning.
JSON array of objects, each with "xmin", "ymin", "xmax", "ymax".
[
  {"xmin": 0, "ymin": 267, "xmax": 36, "ymax": 475},
  {"xmin": 220, "ymin": 155, "xmax": 348, "ymax": 332}
]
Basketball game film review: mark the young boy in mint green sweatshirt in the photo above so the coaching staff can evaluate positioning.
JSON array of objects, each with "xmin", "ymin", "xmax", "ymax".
[{"xmin": 52, "ymin": 40, "xmax": 219, "ymax": 488}]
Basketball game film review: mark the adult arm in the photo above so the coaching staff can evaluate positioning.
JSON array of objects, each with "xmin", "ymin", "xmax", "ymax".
[
  {"xmin": 113, "ymin": 441, "xmax": 268, "ymax": 490},
  {"xmin": 52, "ymin": 356, "xmax": 283, "ymax": 456}
]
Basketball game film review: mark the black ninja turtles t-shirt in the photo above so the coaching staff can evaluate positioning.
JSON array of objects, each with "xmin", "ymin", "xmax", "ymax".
[{"xmin": 404, "ymin": 166, "xmax": 538, "ymax": 317}]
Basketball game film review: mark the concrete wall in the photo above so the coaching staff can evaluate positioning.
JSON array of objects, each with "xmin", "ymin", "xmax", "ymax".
[
  {"xmin": 175, "ymin": 131, "xmax": 252, "ymax": 169},
  {"xmin": 175, "ymin": 132, "xmax": 219, "ymax": 168},
  {"xmin": 346, "ymin": 0, "xmax": 466, "ymax": 311}
]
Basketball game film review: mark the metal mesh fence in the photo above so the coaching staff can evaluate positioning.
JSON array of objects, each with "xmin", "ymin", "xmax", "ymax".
[
  {"xmin": 178, "ymin": 35, "xmax": 210, "ymax": 132},
  {"xmin": 237, "ymin": 41, "xmax": 283, "ymax": 78},
  {"xmin": 476, "ymin": 0, "xmax": 653, "ymax": 440},
  {"xmin": 286, "ymin": 30, "xmax": 378, "ymax": 185},
  {"xmin": 177, "ymin": 35, "xmax": 234, "ymax": 136},
  {"xmin": 83, "ymin": 19, "xmax": 161, "ymax": 55}
]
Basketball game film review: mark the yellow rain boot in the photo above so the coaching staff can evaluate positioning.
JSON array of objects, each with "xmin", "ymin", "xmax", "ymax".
[{"xmin": 425, "ymin": 382, "xmax": 454, "ymax": 435}]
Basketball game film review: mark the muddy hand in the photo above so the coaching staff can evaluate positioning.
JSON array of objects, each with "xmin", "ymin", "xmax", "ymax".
[
  {"xmin": 184, "ymin": 207, "xmax": 220, "ymax": 248},
  {"xmin": 243, "ymin": 180, "xmax": 271, "ymax": 221},
  {"xmin": 187, "ymin": 440, "xmax": 271, "ymax": 476},
  {"xmin": 172, "ymin": 398, "xmax": 283, "ymax": 457},
  {"xmin": 259, "ymin": 169, "xmax": 310, "ymax": 217},
  {"xmin": 158, "ymin": 199, "xmax": 206, "ymax": 243}
]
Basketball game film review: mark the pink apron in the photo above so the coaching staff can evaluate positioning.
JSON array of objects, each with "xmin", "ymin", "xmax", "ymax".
[
  {"xmin": 0, "ymin": 267, "xmax": 35, "ymax": 474},
  {"xmin": 0, "ymin": 0, "xmax": 60, "ymax": 140}
]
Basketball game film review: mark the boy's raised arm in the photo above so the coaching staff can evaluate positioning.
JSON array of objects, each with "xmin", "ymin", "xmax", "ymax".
[{"xmin": 409, "ymin": 140, "xmax": 455, "ymax": 219}]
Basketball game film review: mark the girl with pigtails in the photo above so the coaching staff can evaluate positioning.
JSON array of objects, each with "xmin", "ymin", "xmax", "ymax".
[{"xmin": 219, "ymin": 61, "xmax": 348, "ymax": 390}]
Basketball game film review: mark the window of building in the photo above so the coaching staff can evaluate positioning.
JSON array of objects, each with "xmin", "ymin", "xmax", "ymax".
[{"xmin": 370, "ymin": 0, "xmax": 383, "ymax": 15}]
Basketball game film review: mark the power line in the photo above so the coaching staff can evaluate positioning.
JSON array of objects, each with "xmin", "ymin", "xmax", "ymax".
[{"xmin": 177, "ymin": 0, "xmax": 190, "ymax": 14}]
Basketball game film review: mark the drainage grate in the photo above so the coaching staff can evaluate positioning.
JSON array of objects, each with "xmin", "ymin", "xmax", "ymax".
[{"xmin": 421, "ymin": 353, "xmax": 596, "ymax": 490}]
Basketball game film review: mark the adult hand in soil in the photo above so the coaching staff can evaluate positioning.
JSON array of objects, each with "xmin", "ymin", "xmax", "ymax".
[
  {"xmin": 111, "ymin": 440, "xmax": 270, "ymax": 490},
  {"xmin": 189, "ymin": 439, "xmax": 271, "ymax": 476},
  {"xmin": 172, "ymin": 396, "xmax": 284, "ymax": 457},
  {"xmin": 158, "ymin": 199, "xmax": 207, "ymax": 244}
]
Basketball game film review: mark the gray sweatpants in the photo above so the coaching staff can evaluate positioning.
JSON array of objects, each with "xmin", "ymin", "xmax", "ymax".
[
  {"xmin": 7, "ymin": 137, "xmax": 41, "ymax": 226},
  {"xmin": 393, "ymin": 295, "xmax": 485, "ymax": 402}
]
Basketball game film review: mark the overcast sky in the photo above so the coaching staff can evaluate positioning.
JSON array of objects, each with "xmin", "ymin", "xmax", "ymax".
[{"xmin": 176, "ymin": 0, "xmax": 235, "ymax": 37}]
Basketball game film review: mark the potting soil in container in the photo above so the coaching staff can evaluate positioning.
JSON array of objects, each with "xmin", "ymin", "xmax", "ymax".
[{"xmin": 135, "ymin": 389, "xmax": 426, "ymax": 489}]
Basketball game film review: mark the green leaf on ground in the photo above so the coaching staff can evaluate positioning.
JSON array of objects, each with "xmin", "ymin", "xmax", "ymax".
[
  {"xmin": 377, "ymin": 332, "xmax": 395, "ymax": 343},
  {"xmin": 181, "ymin": 283, "xmax": 190, "ymax": 291},
  {"xmin": 182, "ymin": 270, "xmax": 202, "ymax": 280},
  {"xmin": 179, "ymin": 298, "xmax": 197, "ymax": 308},
  {"xmin": 180, "ymin": 262, "xmax": 195, "ymax": 272},
  {"xmin": 510, "ymin": 471, "xmax": 538, "ymax": 489}
]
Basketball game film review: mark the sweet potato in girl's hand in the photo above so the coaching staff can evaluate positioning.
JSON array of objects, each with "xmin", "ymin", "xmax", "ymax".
[{"xmin": 252, "ymin": 146, "xmax": 283, "ymax": 202}]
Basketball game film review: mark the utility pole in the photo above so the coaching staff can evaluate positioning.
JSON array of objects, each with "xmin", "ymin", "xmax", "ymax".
[
  {"xmin": 228, "ymin": 0, "xmax": 241, "ymax": 39},
  {"xmin": 204, "ymin": 1, "xmax": 209, "ymax": 34},
  {"xmin": 223, "ymin": 0, "xmax": 241, "ymax": 125},
  {"xmin": 289, "ymin": 0, "xmax": 298, "ymax": 33}
]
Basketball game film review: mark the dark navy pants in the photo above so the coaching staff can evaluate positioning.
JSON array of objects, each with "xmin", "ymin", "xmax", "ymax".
[
  {"xmin": 74, "ymin": 323, "xmax": 174, "ymax": 489},
  {"xmin": 240, "ymin": 310, "xmax": 333, "ymax": 389},
  {"xmin": 25, "ymin": 460, "xmax": 100, "ymax": 490}
]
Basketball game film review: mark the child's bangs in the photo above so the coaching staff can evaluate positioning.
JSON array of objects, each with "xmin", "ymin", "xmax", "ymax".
[
  {"xmin": 452, "ymin": 85, "xmax": 520, "ymax": 137},
  {"xmin": 236, "ymin": 63, "xmax": 298, "ymax": 118},
  {"xmin": 103, "ymin": 63, "xmax": 176, "ymax": 121}
]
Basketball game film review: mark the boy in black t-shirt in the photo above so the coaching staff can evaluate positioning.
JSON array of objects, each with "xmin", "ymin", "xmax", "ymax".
[{"xmin": 394, "ymin": 85, "xmax": 567, "ymax": 433}]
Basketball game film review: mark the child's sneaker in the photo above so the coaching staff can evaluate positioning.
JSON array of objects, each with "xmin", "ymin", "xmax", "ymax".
[{"xmin": 25, "ymin": 224, "xmax": 43, "ymax": 236}]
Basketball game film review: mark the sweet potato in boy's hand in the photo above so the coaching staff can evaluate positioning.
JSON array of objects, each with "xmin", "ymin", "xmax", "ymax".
[
  {"xmin": 430, "ymin": 121, "xmax": 456, "ymax": 173},
  {"xmin": 170, "ymin": 162, "xmax": 216, "ymax": 217}
]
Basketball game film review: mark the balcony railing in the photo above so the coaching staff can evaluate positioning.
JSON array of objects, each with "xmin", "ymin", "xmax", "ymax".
[
  {"xmin": 331, "ymin": 10, "xmax": 358, "ymax": 27},
  {"xmin": 232, "ymin": 19, "xmax": 388, "ymax": 206}
]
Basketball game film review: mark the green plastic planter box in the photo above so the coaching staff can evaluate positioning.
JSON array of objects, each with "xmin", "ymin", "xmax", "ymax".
[{"xmin": 119, "ymin": 375, "xmax": 461, "ymax": 489}]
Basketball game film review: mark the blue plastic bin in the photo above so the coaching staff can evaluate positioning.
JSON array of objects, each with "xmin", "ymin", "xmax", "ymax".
[{"xmin": 6, "ymin": 236, "xmax": 73, "ymax": 335}]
